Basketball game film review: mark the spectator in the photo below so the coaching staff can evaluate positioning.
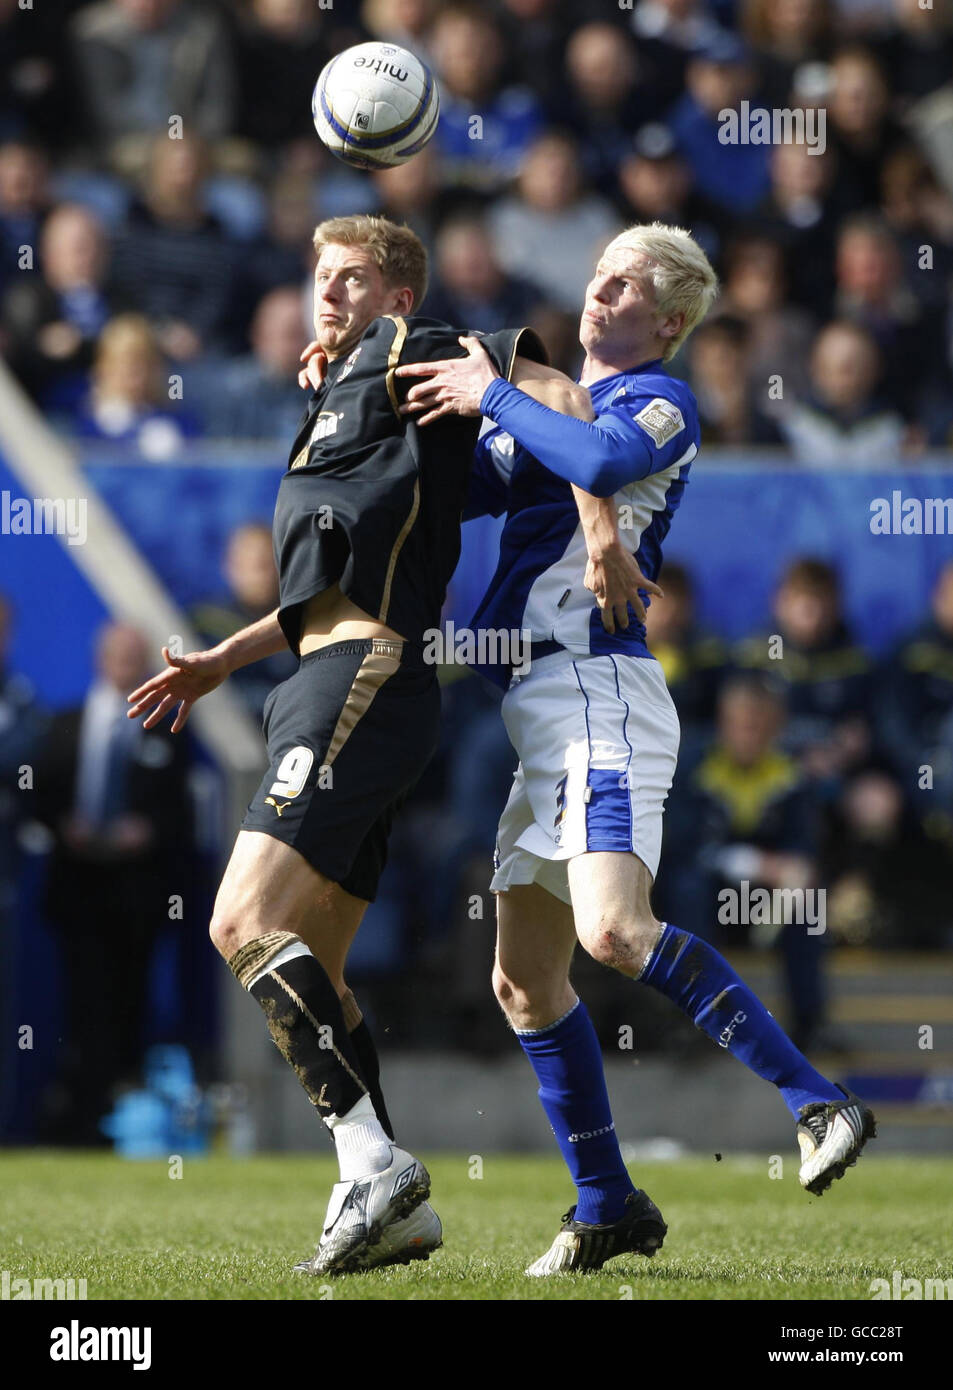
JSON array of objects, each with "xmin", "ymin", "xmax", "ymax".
[
  {"xmin": 373, "ymin": 145, "xmax": 459, "ymax": 254},
  {"xmin": 777, "ymin": 319, "xmax": 908, "ymax": 463},
  {"xmin": 734, "ymin": 557, "xmax": 873, "ymax": 785},
  {"xmin": 616, "ymin": 122, "xmax": 724, "ymax": 265},
  {"xmin": 906, "ymin": 50, "xmax": 953, "ymax": 201},
  {"xmin": 0, "ymin": 0, "xmax": 79, "ymax": 149},
  {"xmin": 740, "ymin": 0, "xmax": 832, "ymax": 110},
  {"xmin": 656, "ymin": 674, "xmax": 831, "ymax": 1051},
  {"xmin": 362, "ymin": 0, "xmax": 439, "ymax": 66},
  {"xmin": 877, "ymin": 560, "xmax": 953, "ymax": 808},
  {"xmin": 2, "ymin": 203, "xmax": 112, "ymax": 404},
  {"xmin": 487, "ymin": 132, "xmax": 619, "ymax": 311},
  {"xmin": 190, "ymin": 521, "xmax": 297, "ymax": 723},
  {"xmin": 236, "ymin": 172, "xmax": 316, "ymax": 328},
  {"xmin": 0, "ymin": 592, "xmax": 46, "ymax": 928},
  {"xmin": 235, "ymin": 0, "xmax": 332, "ymax": 149},
  {"xmin": 424, "ymin": 216, "xmax": 544, "ymax": 333},
  {"xmin": 0, "ymin": 594, "xmax": 46, "ymax": 1128},
  {"xmin": 498, "ymin": 0, "xmax": 574, "ymax": 111},
  {"xmin": 834, "ymin": 214, "xmax": 951, "ymax": 420},
  {"xmin": 562, "ymin": 21, "xmax": 657, "ymax": 197},
  {"xmin": 0, "ymin": 138, "xmax": 49, "ymax": 297},
  {"xmin": 685, "ymin": 315, "xmax": 784, "ymax": 445},
  {"xmin": 524, "ymin": 301, "xmax": 582, "ymax": 378},
  {"xmin": 33, "ymin": 622, "xmax": 193, "ymax": 1144},
  {"xmin": 643, "ymin": 561, "xmax": 728, "ymax": 740},
  {"xmin": 669, "ymin": 33, "xmax": 772, "ymax": 213},
  {"xmin": 70, "ymin": 0, "xmax": 237, "ymax": 168},
  {"xmin": 72, "ymin": 313, "xmax": 199, "ymax": 458},
  {"xmin": 718, "ymin": 235, "xmax": 815, "ymax": 404},
  {"xmin": 879, "ymin": 146, "xmax": 953, "ymax": 313},
  {"xmin": 430, "ymin": 2, "xmax": 544, "ymax": 194},
  {"xmin": 876, "ymin": 152, "xmax": 953, "ymax": 441},
  {"xmin": 753, "ymin": 142, "xmax": 841, "ymax": 318},
  {"xmin": 628, "ymin": 0, "xmax": 724, "ymax": 116},
  {"xmin": 825, "ymin": 46, "xmax": 907, "ymax": 214},
  {"xmin": 822, "ymin": 767, "xmax": 952, "ymax": 949},
  {"xmin": 873, "ymin": 0, "xmax": 953, "ymax": 106},
  {"xmin": 109, "ymin": 133, "xmax": 240, "ymax": 359},
  {"xmin": 190, "ymin": 285, "xmax": 309, "ymax": 441}
]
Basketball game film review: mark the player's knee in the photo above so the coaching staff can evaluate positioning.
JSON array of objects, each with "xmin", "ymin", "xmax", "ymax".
[
  {"xmin": 580, "ymin": 913, "xmax": 659, "ymax": 975},
  {"xmin": 493, "ymin": 964, "xmax": 565, "ymax": 1029},
  {"xmin": 208, "ymin": 905, "xmax": 244, "ymax": 961},
  {"xmin": 492, "ymin": 963, "xmax": 518, "ymax": 1013},
  {"xmin": 493, "ymin": 963, "xmax": 541, "ymax": 1022}
]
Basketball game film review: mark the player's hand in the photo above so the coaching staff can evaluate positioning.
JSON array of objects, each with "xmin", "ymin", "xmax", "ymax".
[
  {"xmin": 396, "ymin": 336, "xmax": 499, "ymax": 424},
  {"xmin": 584, "ymin": 540, "xmax": 662, "ymax": 633},
  {"xmin": 298, "ymin": 340, "xmax": 328, "ymax": 391},
  {"xmin": 126, "ymin": 645, "xmax": 230, "ymax": 733}
]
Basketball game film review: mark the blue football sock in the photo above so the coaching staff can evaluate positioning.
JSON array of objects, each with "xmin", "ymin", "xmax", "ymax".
[
  {"xmin": 516, "ymin": 999, "xmax": 635, "ymax": 1224},
  {"xmin": 640, "ymin": 924, "xmax": 842, "ymax": 1117}
]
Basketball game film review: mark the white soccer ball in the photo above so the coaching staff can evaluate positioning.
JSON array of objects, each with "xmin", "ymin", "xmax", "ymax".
[{"xmin": 312, "ymin": 42, "xmax": 440, "ymax": 170}]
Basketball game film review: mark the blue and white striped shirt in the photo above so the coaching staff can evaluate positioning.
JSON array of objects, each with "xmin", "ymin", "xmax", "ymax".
[{"xmin": 467, "ymin": 360, "xmax": 700, "ymax": 686}]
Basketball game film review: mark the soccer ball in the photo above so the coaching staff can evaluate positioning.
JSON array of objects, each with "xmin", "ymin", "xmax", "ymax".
[{"xmin": 312, "ymin": 42, "xmax": 440, "ymax": 170}]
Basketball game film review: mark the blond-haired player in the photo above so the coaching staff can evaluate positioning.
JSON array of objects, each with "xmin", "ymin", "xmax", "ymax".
[{"xmin": 397, "ymin": 223, "xmax": 876, "ymax": 1274}]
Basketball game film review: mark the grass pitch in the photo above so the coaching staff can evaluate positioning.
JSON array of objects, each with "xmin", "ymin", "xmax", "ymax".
[{"xmin": 1, "ymin": 1151, "xmax": 950, "ymax": 1301}]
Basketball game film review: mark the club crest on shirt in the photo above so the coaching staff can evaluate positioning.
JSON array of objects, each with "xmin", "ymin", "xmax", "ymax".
[
  {"xmin": 338, "ymin": 345, "xmax": 363, "ymax": 380},
  {"xmin": 633, "ymin": 397, "xmax": 684, "ymax": 447}
]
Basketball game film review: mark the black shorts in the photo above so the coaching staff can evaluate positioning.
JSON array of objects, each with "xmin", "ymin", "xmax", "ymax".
[{"xmin": 242, "ymin": 638, "xmax": 440, "ymax": 902}]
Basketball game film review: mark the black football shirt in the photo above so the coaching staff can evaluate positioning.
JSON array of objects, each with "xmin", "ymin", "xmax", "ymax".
[{"xmin": 273, "ymin": 314, "xmax": 547, "ymax": 652}]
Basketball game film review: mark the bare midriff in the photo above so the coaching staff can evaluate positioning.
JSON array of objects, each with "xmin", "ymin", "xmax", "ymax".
[{"xmin": 298, "ymin": 584, "xmax": 405, "ymax": 654}]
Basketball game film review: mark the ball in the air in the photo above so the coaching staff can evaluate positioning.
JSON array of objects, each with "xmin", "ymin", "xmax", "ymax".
[{"xmin": 312, "ymin": 42, "xmax": 440, "ymax": 170}]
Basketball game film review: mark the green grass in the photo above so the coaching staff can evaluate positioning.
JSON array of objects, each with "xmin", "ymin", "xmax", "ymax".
[{"xmin": 0, "ymin": 1152, "xmax": 950, "ymax": 1300}]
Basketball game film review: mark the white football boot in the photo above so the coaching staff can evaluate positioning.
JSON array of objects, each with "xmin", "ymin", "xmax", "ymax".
[
  {"xmin": 797, "ymin": 1084, "xmax": 877, "ymax": 1195},
  {"xmin": 293, "ymin": 1145, "xmax": 430, "ymax": 1276},
  {"xmin": 353, "ymin": 1201, "xmax": 443, "ymax": 1271}
]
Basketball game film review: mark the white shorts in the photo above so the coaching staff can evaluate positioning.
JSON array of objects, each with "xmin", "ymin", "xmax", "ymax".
[{"xmin": 490, "ymin": 650, "xmax": 680, "ymax": 905}]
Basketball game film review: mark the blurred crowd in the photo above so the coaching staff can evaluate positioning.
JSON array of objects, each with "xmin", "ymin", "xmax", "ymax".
[
  {"xmin": 1, "ymin": 0, "xmax": 953, "ymax": 457},
  {"xmin": 7, "ymin": 541, "xmax": 953, "ymax": 1120}
]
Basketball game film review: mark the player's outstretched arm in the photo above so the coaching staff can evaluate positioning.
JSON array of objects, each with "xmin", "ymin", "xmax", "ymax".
[
  {"xmin": 398, "ymin": 338, "xmax": 660, "ymax": 496},
  {"xmin": 504, "ymin": 366, "xmax": 662, "ymax": 631},
  {"xmin": 507, "ymin": 354, "xmax": 594, "ymax": 417},
  {"xmin": 127, "ymin": 609, "xmax": 288, "ymax": 732},
  {"xmin": 395, "ymin": 338, "xmax": 661, "ymax": 631},
  {"xmin": 395, "ymin": 336, "xmax": 592, "ymax": 424}
]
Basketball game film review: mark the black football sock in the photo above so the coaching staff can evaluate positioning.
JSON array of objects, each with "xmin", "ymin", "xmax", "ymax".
[
  {"xmin": 341, "ymin": 989, "xmax": 395, "ymax": 1141},
  {"xmin": 229, "ymin": 932, "xmax": 369, "ymax": 1121}
]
